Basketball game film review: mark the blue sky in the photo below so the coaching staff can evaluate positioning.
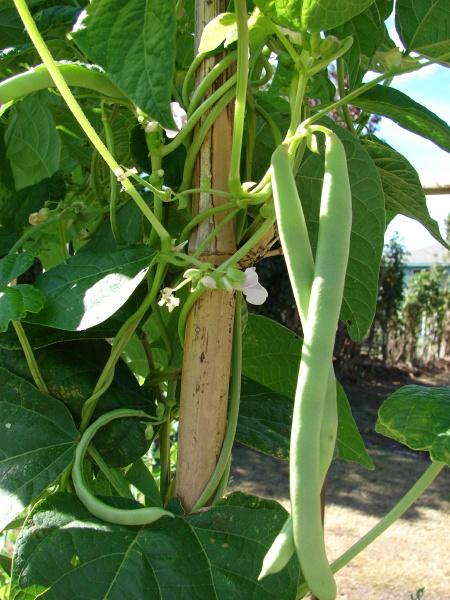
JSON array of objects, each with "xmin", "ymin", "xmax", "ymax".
[{"xmin": 375, "ymin": 20, "xmax": 450, "ymax": 252}]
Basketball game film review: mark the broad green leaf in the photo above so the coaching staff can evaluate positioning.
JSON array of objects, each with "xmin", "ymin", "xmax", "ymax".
[
  {"xmin": 4, "ymin": 92, "xmax": 62, "ymax": 190},
  {"xmin": 198, "ymin": 12, "xmax": 236, "ymax": 53},
  {"xmin": 237, "ymin": 376, "xmax": 373, "ymax": 468},
  {"xmin": 336, "ymin": 381, "xmax": 374, "ymax": 469},
  {"xmin": 0, "ymin": 339, "xmax": 155, "ymax": 467},
  {"xmin": 363, "ymin": 138, "xmax": 449, "ymax": 248},
  {"xmin": 255, "ymin": 0, "xmax": 375, "ymax": 32},
  {"xmin": 241, "ymin": 316, "xmax": 372, "ymax": 468},
  {"xmin": 395, "ymin": 0, "xmax": 450, "ymax": 59},
  {"xmin": 0, "ymin": 251, "xmax": 35, "ymax": 285},
  {"xmin": 73, "ymin": 0, "xmax": 177, "ymax": 128},
  {"xmin": 125, "ymin": 459, "xmax": 162, "ymax": 507},
  {"xmin": 237, "ymin": 377, "xmax": 293, "ymax": 459},
  {"xmin": 242, "ymin": 314, "xmax": 301, "ymax": 399},
  {"xmin": 0, "ymin": 5, "xmax": 26, "ymax": 48},
  {"xmin": 34, "ymin": 5, "xmax": 81, "ymax": 37},
  {"xmin": 189, "ymin": 493, "xmax": 299, "ymax": 598},
  {"xmin": 0, "ymin": 368, "xmax": 78, "ymax": 531},
  {"xmin": 27, "ymin": 245, "xmax": 156, "ymax": 330},
  {"xmin": 352, "ymin": 85, "xmax": 450, "ymax": 152},
  {"xmin": 11, "ymin": 492, "xmax": 297, "ymax": 599},
  {"xmin": 376, "ymin": 385, "xmax": 450, "ymax": 465},
  {"xmin": 297, "ymin": 118, "xmax": 385, "ymax": 341}
]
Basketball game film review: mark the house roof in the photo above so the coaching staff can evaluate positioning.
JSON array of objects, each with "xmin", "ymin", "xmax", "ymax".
[{"xmin": 405, "ymin": 244, "xmax": 450, "ymax": 266}]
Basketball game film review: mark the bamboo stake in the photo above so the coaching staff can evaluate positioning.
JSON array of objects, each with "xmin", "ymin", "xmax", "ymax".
[{"xmin": 176, "ymin": 0, "xmax": 237, "ymax": 511}]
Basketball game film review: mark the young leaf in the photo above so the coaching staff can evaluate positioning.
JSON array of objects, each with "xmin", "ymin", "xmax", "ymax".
[
  {"xmin": 72, "ymin": 0, "xmax": 177, "ymax": 128},
  {"xmin": 395, "ymin": 0, "xmax": 450, "ymax": 60},
  {"xmin": 4, "ymin": 92, "xmax": 62, "ymax": 190},
  {"xmin": 297, "ymin": 117, "xmax": 385, "ymax": 341},
  {"xmin": 27, "ymin": 246, "xmax": 156, "ymax": 331},
  {"xmin": 376, "ymin": 385, "xmax": 450, "ymax": 465},
  {"xmin": 198, "ymin": 12, "xmax": 237, "ymax": 53},
  {"xmin": 363, "ymin": 138, "xmax": 449, "ymax": 248},
  {"xmin": 0, "ymin": 368, "xmax": 78, "ymax": 531},
  {"xmin": 352, "ymin": 85, "xmax": 450, "ymax": 152}
]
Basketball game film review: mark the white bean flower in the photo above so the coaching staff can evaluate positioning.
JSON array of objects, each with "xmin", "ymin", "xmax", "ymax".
[
  {"xmin": 238, "ymin": 267, "xmax": 268, "ymax": 305},
  {"xmin": 164, "ymin": 102, "xmax": 187, "ymax": 139}
]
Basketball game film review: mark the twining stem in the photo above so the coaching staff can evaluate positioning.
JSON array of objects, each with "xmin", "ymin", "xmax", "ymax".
[
  {"xmin": 159, "ymin": 418, "xmax": 172, "ymax": 502},
  {"xmin": 179, "ymin": 88, "xmax": 236, "ymax": 192},
  {"xmin": 12, "ymin": 321, "xmax": 48, "ymax": 394},
  {"xmin": 179, "ymin": 200, "xmax": 237, "ymax": 242},
  {"xmin": 191, "ymin": 291, "xmax": 242, "ymax": 511},
  {"xmin": 163, "ymin": 74, "xmax": 237, "ymax": 157},
  {"xmin": 336, "ymin": 58, "xmax": 356, "ymax": 134},
  {"xmin": 228, "ymin": 0, "xmax": 249, "ymax": 196},
  {"xmin": 101, "ymin": 103, "xmax": 123, "ymax": 244},
  {"xmin": 297, "ymin": 461, "xmax": 445, "ymax": 598},
  {"xmin": 13, "ymin": 0, "xmax": 171, "ymax": 253},
  {"xmin": 182, "ymin": 51, "xmax": 208, "ymax": 108},
  {"xmin": 187, "ymin": 50, "xmax": 237, "ymax": 115},
  {"xmin": 80, "ymin": 261, "xmax": 168, "ymax": 431},
  {"xmin": 192, "ymin": 209, "xmax": 240, "ymax": 259}
]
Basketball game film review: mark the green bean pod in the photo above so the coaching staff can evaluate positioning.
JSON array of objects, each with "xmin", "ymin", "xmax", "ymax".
[
  {"xmin": 258, "ymin": 141, "xmax": 338, "ymax": 582},
  {"xmin": 73, "ymin": 409, "xmax": 174, "ymax": 525},
  {"xmin": 290, "ymin": 131, "xmax": 351, "ymax": 600}
]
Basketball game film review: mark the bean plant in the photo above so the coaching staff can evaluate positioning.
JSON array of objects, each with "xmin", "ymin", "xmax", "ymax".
[{"xmin": 0, "ymin": 1, "xmax": 449, "ymax": 599}]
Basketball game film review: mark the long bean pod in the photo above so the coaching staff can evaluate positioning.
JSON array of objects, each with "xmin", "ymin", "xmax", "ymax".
[
  {"xmin": 289, "ymin": 131, "xmax": 351, "ymax": 600},
  {"xmin": 259, "ymin": 140, "xmax": 339, "ymax": 582}
]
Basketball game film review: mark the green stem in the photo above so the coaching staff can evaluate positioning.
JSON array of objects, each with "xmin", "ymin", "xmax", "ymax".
[
  {"xmin": 13, "ymin": 0, "xmax": 171, "ymax": 253},
  {"xmin": 80, "ymin": 261, "xmax": 168, "ymax": 431},
  {"xmin": 163, "ymin": 74, "xmax": 237, "ymax": 157},
  {"xmin": 8, "ymin": 214, "xmax": 61, "ymax": 254},
  {"xmin": 12, "ymin": 321, "xmax": 48, "ymax": 394},
  {"xmin": 228, "ymin": 0, "xmax": 249, "ymax": 197},
  {"xmin": 150, "ymin": 301, "xmax": 173, "ymax": 364},
  {"xmin": 191, "ymin": 291, "xmax": 242, "ymax": 511},
  {"xmin": 220, "ymin": 217, "xmax": 275, "ymax": 272},
  {"xmin": 101, "ymin": 104, "xmax": 124, "ymax": 244},
  {"xmin": 179, "ymin": 200, "xmax": 237, "ymax": 242},
  {"xmin": 192, "ymin": 208, "xmax": 240, "ymax": 259},
  {"xmin": 88, "ymin": 446, "xmax": 133, "ymax": 499},
  {"xmin": 336, "ymin": 58, "xmax": 356, "ymax": 134},
  {"xmin": 255, "ymin": 102, "xmax": 283, "ymax": 146},
  {"xmin": 267, "ymin": 22, "xmax": 300, "ymax": 64},
  {"xmin": 250, "ymin": 53, "xmax": 273, "ymax": 87},
  {"xmin": 181, "ymin": 51, "xmax": 208, "ymax": 109},
  {"xmin": 187, "ymin": 50, "xmax": 237, "ymax": 116},
  {"xmin": 159, "ymin": 418, "xmax": 171, "ymax": 502},
  {"xmin": 288, "ymin": 72, "xmax": 308, "ymax": 137},
  {"xmin": 148, "ymin": 152, "xmax": 164, "ymax": 248},
  {"xmin": 297, "ymin": 461, "xmax": 445, "ymax": 598},
  {"xmin": 0, "ymin": 63, "xmax": 129, "ymax": 106},
  {"xmin": 179, "ymin": 88, "xmax": 236, "ymax": 192}
]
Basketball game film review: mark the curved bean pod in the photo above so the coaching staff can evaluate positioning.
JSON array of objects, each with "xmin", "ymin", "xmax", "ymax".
[{"xmin": 73, "ymin": 409, "xmax": 174, "ymax": 525}]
